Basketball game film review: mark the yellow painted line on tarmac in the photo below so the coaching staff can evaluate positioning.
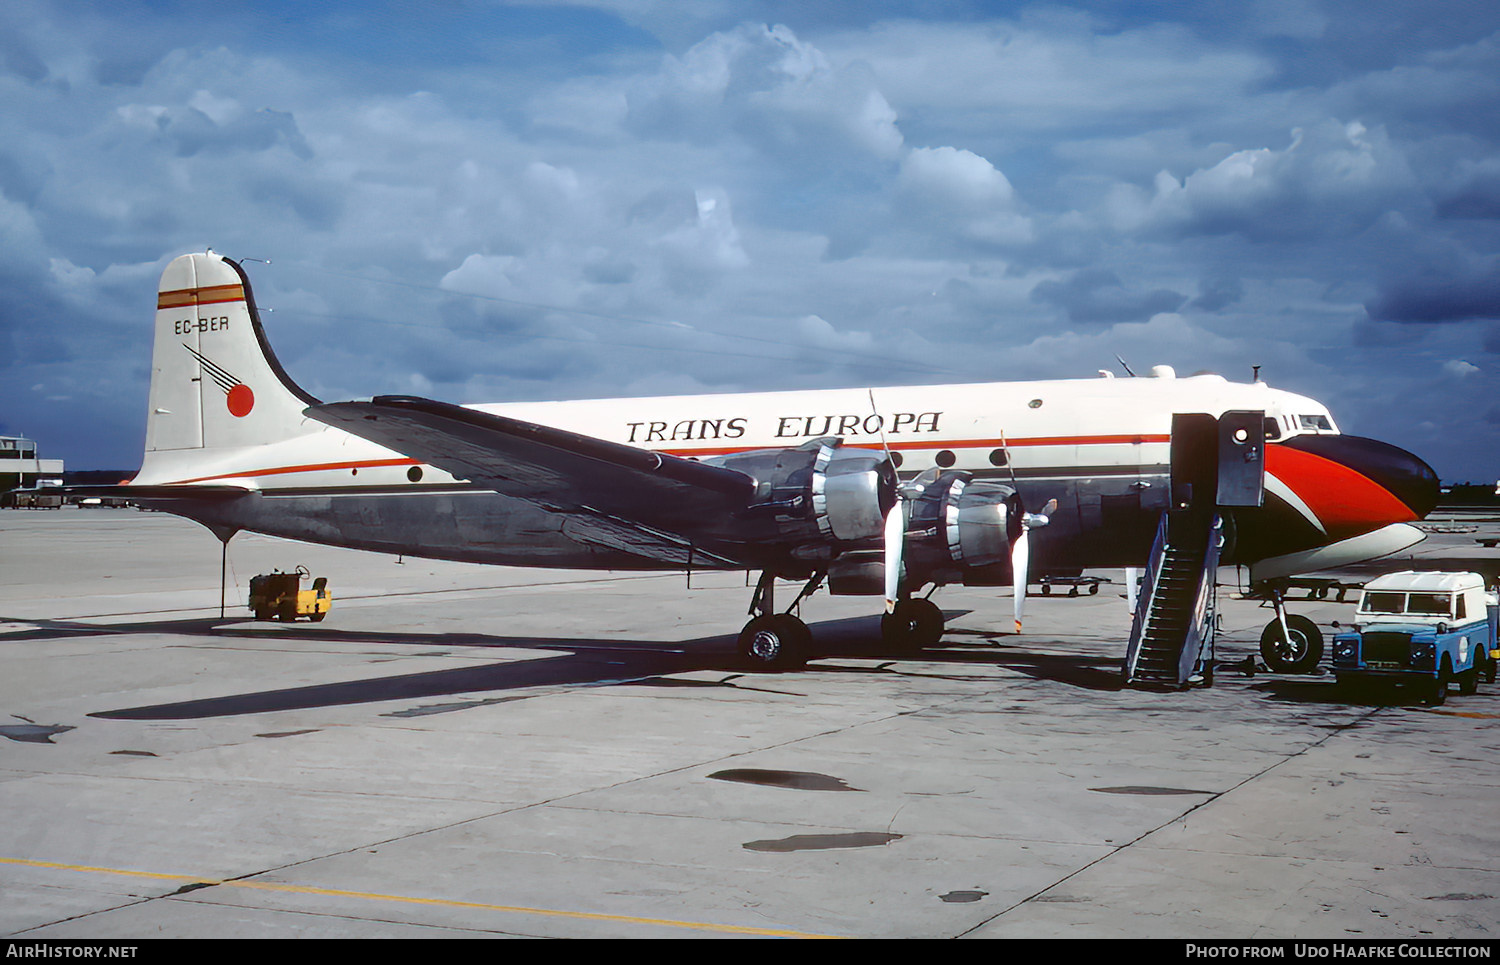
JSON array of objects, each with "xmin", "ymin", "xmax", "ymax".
[{"xmin": 1, "ymin": 856, "xmax": 843, "ymax": 938}]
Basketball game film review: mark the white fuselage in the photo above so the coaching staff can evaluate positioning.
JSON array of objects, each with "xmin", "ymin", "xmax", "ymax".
[{"xmin": 135, "ymin": 372, "xmax": 1335, "ymax": 493}]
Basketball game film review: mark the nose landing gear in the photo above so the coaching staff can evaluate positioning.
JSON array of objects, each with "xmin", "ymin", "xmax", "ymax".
[{"xmin": 1258, "ymin": 587, "xmax": 1324, "ymax": 674}]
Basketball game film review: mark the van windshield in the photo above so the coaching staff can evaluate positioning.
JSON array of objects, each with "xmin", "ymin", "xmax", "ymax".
[{"xmin": 1359, "ymin": 591, "xmax": 1453, "ymax": 617}]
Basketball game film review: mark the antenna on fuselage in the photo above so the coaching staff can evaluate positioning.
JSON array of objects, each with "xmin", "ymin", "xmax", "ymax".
[
  {"xmin": 1115, "ymin": 355, "xmax": 1137, "ymax": 377},
  {"xmin": 1253, "ymin": 365, "xmax": 1262, "ymax": 382}
]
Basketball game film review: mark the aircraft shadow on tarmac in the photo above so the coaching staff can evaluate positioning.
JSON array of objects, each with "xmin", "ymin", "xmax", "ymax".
[{"xmin": 0, "ymin": 609, "xmax": 1129, "ymax": 721}]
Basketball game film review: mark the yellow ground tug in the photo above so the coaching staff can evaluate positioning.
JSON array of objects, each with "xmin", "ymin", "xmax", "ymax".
[{"xmin": 248, "ymin": 566, "xmax": 331, "ymax": 622}]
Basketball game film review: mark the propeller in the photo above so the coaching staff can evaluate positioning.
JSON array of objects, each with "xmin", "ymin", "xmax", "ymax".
[
  {"xmin": 997, "ymin": 428, "xmax": 1056, "ymax": 634},
  {"xmin": 870, "ymin": 389, "xmax": 905, "ymax": 614},
  {"xmin": 1011, "ymin": 497, "xmax": 1056, "ymax": 633},
  {"xmin": 884, "ymin": 501, "xmax": 905, "ymax": 614}
]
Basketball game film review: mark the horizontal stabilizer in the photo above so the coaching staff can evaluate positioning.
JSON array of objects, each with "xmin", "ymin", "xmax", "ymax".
[{"xmin": 66, "ymin": 484, "xmax": 253, "ymax": 502}]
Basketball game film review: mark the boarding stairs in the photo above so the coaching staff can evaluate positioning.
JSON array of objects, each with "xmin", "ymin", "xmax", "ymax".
[{"xmin": 1123, "ymin": 510, "xmax": 1223, "ymax": 689}]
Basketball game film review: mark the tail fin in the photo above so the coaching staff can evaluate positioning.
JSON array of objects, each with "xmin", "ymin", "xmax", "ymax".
[{"xmin": 143, "ymin": 252, "xmax": 318, "ymax": 460}]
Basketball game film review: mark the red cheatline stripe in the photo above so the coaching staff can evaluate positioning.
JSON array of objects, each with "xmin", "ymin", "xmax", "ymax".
[
  {"xmin": 146, "ymin": 433, "xmax": 1169, "ymax": 486},
  {"xmin": 164, "ymin": 457, "xmax": 421, "ymax": 485},
  {"xmin": 658, "ymin": 433, "xmax": 1170, "ymax": 458},
  {"xmin": 157, "ymin": 284, "xmax": 246, "ymax": 310}
]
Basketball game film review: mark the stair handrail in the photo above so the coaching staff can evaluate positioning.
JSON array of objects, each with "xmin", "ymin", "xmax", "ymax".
[
  {"xmin": 1123, "ymin": 511, "xmax": 1171, "ymax": 684},
  {"xmin": 1176, "ymin": 514, "xmax": 1224, "ymax": 683}
]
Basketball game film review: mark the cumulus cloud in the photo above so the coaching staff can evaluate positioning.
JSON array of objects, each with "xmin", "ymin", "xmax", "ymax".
[
  {"xmin": 896, "ymin": 146, "xmax": 1033, "ymax": 247},
  {"xmin": 1107, "ymin": 120, "xmax": 1417, "ymax": 240},
  {"xmin": 624, "ymin": 23, "xmax": 904, "ymax": 163}
]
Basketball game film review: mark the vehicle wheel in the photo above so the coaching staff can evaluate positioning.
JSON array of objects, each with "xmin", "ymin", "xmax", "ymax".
[
  {"xmin": 880, "ymin": 599, "xmax": 944, "ymax": 652},
  {"xmin": 1458, "ymin": 668, "xmax": 1478, "ymax": 696},
  {"xmin": 1259, "ymin": 615, "xmax": 1324, "ymax": 674},
  {"xmin": 309, "ymin": 611, "xmax": 326, "ymax": 623},
  {"xmin": 1481, "ymin": 649, "xmax": 1497, "ymax": 684},
  {"xmin": 1089, "ymin": 582, "xmax": 1099, "ymax": 595},
  {"xmin": 738, "ymin": 614, "xmax": 809, "ymax": 671},
  {"xmin": 1041, "ymin": 584, "xmax": 1051, "ymax": 596}
]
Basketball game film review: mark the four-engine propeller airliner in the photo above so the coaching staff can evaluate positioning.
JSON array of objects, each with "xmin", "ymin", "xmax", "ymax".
[{"xmin": 97, "ymin": 251, "xmax": 1440, "ymax": 669}]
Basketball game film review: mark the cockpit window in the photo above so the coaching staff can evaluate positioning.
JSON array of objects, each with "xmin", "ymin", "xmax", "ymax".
[{"xmin": 1298, "ymin": 414, "xmax": 1333, "ymax": 431}]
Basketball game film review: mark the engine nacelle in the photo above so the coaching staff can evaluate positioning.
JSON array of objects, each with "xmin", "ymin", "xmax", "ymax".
[
  {"xmin": 707, "ymin": 439, "xmax": 896, "ymax": 543},
  {"xmin": 906, "ymin": 471, "xmax": 1019, "ymax": 569},
  {"xmin": 810, "ymin": 444, "xmax": 895, "ymax": 541}
]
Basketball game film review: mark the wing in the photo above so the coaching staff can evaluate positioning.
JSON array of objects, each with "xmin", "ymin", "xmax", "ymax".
[{"xmin": 306, "ymin": 396, "xmax": 758, "ymax": 566}]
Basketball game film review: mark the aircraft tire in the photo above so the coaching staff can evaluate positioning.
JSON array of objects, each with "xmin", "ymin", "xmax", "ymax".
[
  {"xmin": 881, "ymin": 599, "xmax": 944, "ymax": 652},
  {"xmin": 1259, "ymin": 615, "xmax": 1323, "ymax": 674},
  {"xmin": 738, "ymin": 614, "xmax": 809, "ymax": 671}
]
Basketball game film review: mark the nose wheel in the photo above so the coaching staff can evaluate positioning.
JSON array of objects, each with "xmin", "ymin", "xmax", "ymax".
[{"xmin": 1258, "ymin": 591, "xmax": 1323, "ymax": 674}]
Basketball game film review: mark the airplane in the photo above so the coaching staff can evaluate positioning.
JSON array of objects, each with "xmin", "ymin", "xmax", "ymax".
[{"xmin": 94, "ymin": 251, "xmax": 1440, "ymax": 673}]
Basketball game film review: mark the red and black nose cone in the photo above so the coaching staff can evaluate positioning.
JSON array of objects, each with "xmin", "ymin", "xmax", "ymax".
[{"xmin": 1278, "ymin": 434, "xmax": 1440, "ymax": 521}]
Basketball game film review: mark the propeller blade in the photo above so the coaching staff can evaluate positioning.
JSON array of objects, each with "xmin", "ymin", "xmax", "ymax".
[
  {"xmin": 1012, "ymin": 527, "xmax": 1029, "ymax": 633},
  {"xmin": 1011, "ymin": 498, "xmax": 1053, "ymax": 633},
  {"xmin": 883, "ymin": 503, "xmax": 905, "ymax": 614}
]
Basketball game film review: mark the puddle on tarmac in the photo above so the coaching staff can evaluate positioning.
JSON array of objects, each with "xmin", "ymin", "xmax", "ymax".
[
  {"xmin": 743, "ymin": 832, "xmax": 902, "ymax": 853},
  {"xmin": 255, "ymin": 729, "xmax": 320, "ymax": 738},
  {"xmin": 110, "ymin": 750, "xmax": 158, "ymax": 756},
  {"xmin": 1089, "ymin": 786, "xmax": 1213, "ymax": 796},
  {"xmin": 709, "ymin": 768, "xmax": 861, "ymax": 792},
  {"xmin": 0, "ymin": 724, "xmax": 74, "ymax": 744},
  {"xmin": 939, "ymin": 890, "xmax": 989, "ymax": 903}
]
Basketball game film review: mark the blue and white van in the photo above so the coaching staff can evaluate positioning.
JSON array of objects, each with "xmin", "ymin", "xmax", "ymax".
[{"xmin": 1331, "ymin": 571, "xmax": 1498, "ymax": 704}]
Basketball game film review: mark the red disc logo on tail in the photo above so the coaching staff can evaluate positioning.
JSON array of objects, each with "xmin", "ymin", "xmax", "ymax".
[
  {"xmin": 227, "ymin": 383, "xmax": 255, "ymax": 417},
  {"xmin": 182, "ymin": 343, "xmax": 255, "ymax": 418}
]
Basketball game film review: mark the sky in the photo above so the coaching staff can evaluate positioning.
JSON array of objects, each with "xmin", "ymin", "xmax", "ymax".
[{"xmin": 2, "ymin": 1, "xmax": 1499, "ymax": 480}]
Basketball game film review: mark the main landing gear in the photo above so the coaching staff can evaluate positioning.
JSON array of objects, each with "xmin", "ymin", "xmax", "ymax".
[
  {"xmin": 736, "ymin": 571, "xmax": 948, "ymax": 670},
  {"xmin": 1258, "ymin": 586, "xmax": 1324, "ymax": 675},
  {"xmin": 737, "ymin": 571, "xmax": 819, "ymax": 671}
]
